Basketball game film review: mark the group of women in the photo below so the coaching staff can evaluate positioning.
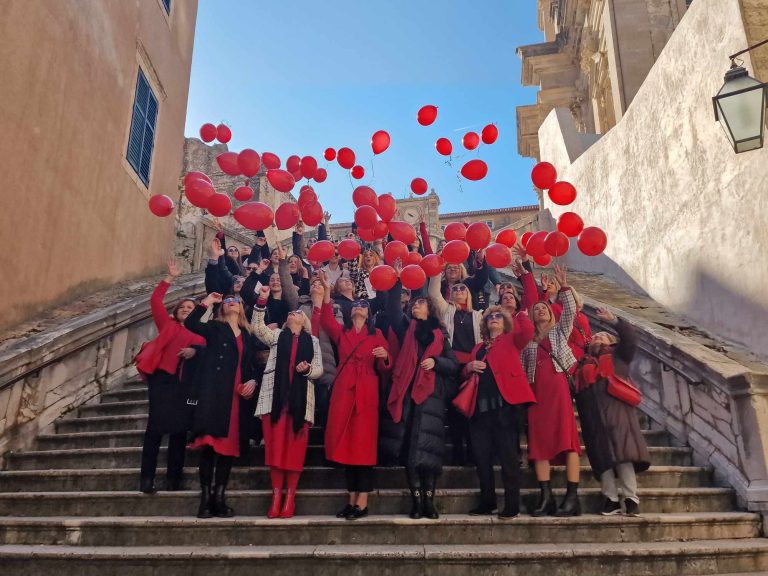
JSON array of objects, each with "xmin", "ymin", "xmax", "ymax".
[{"xmin": 136, "ymin": 217, "xmax": 649, "ymax": 521}]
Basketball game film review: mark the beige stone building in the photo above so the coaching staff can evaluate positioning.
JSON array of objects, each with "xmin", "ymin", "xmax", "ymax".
[
  {"xmin": 516, "ymin": 0, "xmax": 688, "ymax": 159},
  {"xmin": 0, "ymin": 0, "xmax": 198, "ymax": 329}
]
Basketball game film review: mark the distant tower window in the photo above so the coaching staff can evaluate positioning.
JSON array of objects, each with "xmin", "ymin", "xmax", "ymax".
[
  {"xmin": 162, "ymin": 0, "xmax": 171, "ymax": 13},
  {"xmin": 485, "ymin": 220, "xmax": 494, "ymax": 229},
  {"xmin": 126, "ymin": 69, "xmax": 159, "ymax": 187}
]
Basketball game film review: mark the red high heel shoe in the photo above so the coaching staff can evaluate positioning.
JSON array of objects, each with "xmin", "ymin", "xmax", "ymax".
[
  {"xmin": 267, "ymin": 488, "xmax": 282, "ymax": 519},
  {"xmin": 279, "ymin": 488, "xmax": 296, "ymax": 518}
]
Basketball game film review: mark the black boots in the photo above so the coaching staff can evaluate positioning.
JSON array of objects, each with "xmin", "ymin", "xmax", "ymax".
[
  {"xmin": 409, "ymin": 488, "xmax": 423, "ymax": 519},
  {"xmin": 165, "ymin": 476, "xmax": 184, "ymax": 492},
  {"xmin": 422, "ymin": 475, "xmax": 439, "ymax": 520},
  {"xmin": 197, "ymin": 485, "xmax": 213, "ymax": 519},
  {"xmin": 213, "ymin": 484, "xmax": 235, "ymax": 518},
  {"xmin": 139, "ymin": 476, "xmax": 156, "ymax": 494},
  {"xmin": 531, "ymin": 481, "xmax": 556, "ymax": 517},
  {"xmin": 555, "ymin": 481, "xmax": 581, "ymax": 517}
]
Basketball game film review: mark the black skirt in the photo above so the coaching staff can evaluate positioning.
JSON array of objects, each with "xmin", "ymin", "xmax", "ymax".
[{"xmin": 146, "ymin": 370, "xmax": 194, "ymax": 435}]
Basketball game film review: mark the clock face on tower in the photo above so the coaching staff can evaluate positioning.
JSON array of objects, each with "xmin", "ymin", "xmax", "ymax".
[{"xmin": 403, "ymin": 207, "xmax": 420, "ymax": 224}]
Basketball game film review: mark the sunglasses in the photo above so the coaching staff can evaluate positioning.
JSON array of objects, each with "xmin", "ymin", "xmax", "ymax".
[
  {"xmin": 486, "ymin": 312, "xmax": 504, "ymax": 321},
  {"xmin": 351, "ymin": 300, "xmax": 370, "ymax": 309},
  {"xmin": 450, "ymin": 285, "xmax": 468, "ymax": 292},
  {"xmin": 223, "ymin": 297, "xmax": 242, "ymax": 304},
  {"xmin": 247, "ymin": 267, "xmax": 259, "ymax": 272}
]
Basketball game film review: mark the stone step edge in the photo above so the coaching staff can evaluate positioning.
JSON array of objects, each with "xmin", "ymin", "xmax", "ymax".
[{"xmin": 1, "ymin": 539, "xmax": 767, "ymax": 559}]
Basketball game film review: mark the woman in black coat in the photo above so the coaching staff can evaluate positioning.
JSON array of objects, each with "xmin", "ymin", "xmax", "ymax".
[
  {"xmin": 184, "ymin": 293, "xmax": 258, "ymax": 519},
  {"xmin": 574, "ymin": 307, "xmax": 650, "ymax": 517},
  {"xmin": 379, "ymin": 278, "xmax": 460, "ymax": 520}
]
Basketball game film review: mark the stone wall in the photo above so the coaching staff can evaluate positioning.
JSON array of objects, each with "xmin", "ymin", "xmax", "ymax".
[
  {"xmin": 0, "ymin": 277, "xmax": 204, "ymax": 465},
  {"xmin": 537, "ymin": 0, "xmax": 768, "ymax": 357}
]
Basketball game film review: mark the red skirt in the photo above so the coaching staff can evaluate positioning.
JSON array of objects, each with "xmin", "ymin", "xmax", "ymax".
[
  {"xmin": 262, "ymin": 411, "xmax": 309, "ymax": 472},
  {"xmin": 527, "ymin": 347, "xmax": 581, "ymax": 464},
  {"xmin": 189, "ymin": 385, "xmax": 241, "ymax": 458}
]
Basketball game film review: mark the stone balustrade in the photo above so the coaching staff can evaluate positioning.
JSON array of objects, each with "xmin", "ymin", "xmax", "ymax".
[{"xmin": 0, "ymin": 277, "xmax": 205, "ymax": 466}]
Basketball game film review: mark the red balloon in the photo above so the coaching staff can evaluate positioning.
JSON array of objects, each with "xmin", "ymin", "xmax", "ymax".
[
  {"xmin": 388, "ymin": 221, "xmax": 416, "ymax": 244},
  {"xmin": 377, "ymin": 193, "xmax": 397, "ymax": 223},
  {"xmin": 183, "ymin": 171, "xmax": 212, "ymax": 187},
  {"xmin": 237, "ymin": 149, "xmax": 261, "ymax": 178},
  {"xmin": 444, "ymin": 222, "xmax": 466, "ymax": 241},
  {"xmin": 442, "ymin": 240, "xmax": 470, "ymax": 264},
  {"xmin": 533, "ymin": 253, "xmax": 552, "ymax": 266},
  {"xmin": 481, "ymin": 124, "xmax": 499, "ymax": 145},
  {"xmin": 463, "ymin": 132, "xmax": 480, "ymax": 150},
  {"xmin": 353, "ymin": 186, "xmax": 378, "ymax": 208},
  {"xmin": 286, "ymin": 155, "xmax": 301, "ymax": 173},
  {"xmin": 384, "ymin": 241, "xmax": 409, "ymax": 265},
  {"xmin": 525, "ymin": 231, "xmax": 548, "ymax": 259},
  {"xmin": 207, "ymin": 193, "xmax": 232, "ymax": 217},
  {"xmin": 301, "ymin": 201, "xmax": 324, "ymax": 227},
  {"xmin": 298, "ymin": 189, "xmax": 318, "ymax": 211},
  {"xmin": 233, "ymin": 202, "xmax": 273, "ymax": 231},
  {"xmin": 400, "ymin": 264, "xmax": 427, "ymax": 290},
  {"xmin": 544, "ymin": 231, "xmax": 570, "ymax": 257},
  {"xmin": 461, "ymin": 159, "xmax": 488, "ymax": 181},
  {"xmin": 372, "ymin": 220, "xmax": 389, "ymax": 240},
  {"xmin": 262, "ymin": 152, "xmax": 281, "ymax": 170},
  {"xmin": 531, "ymin": 162, "xmax": 557, "ymax": 189},
  {"xmin": 337, "ymin": 147, "xmax": 356, "ymax": 169},
  {"xmin": 370, "ymin": 265, "xmax": 398, "ymax": 291},
  {"xmin": 313, "ymin": 168, "xmax": 327, "ymax": 183},
  {"xmin": 308, "ymin": 240, "xmax": 335, "ymax": 262},
  {"xmin": 216, "ymin": 124, "xmax": 231, "ymax": 144},
  {"xmin": 417, "ymin": 105, "xmax": 438, "ymax": 126},
  {"xmin": 411, "ymin": 178, "xmax": 428, "ymax": 196},
  {"xmin": 267, "ymin": 169, "xmax": 296, "ymax": 193},
  {"xmin": 548, "ymin": 181, "xmax": 577, "ymax": 206},
  {"xmin": 466, "ymin": 222, "xmax": 491, "ymax": 250},
  {"xmin": 275, "ymin": 203, "xmax": 300, "ymax": 230},
  {"xmin": 557, "ymin": 212, "xmax": 584, "ymax": 237},
  {"xmin": 301, "ymin": 156, "xmax": 318, "ymax": 180},
  {"xmin": 354, "ymin": 205, "xmax": 378, "ymax": 229},
  {"xmin": 577, "ymin": 227, "xmax": 608, "ymax": 256},
  {"xmin": 351, "ymin": 165, "xmax": 365, "ymax": 180},
  {"xmin": 496, "ymin": 229, "xmax": 517, "ymax": 247},
  {"xmin": 435, "ymin": 137, "xmax": 452, "ymax": 156},
  {"xmin": 420, "ymin": 253, "xmax": 445, "ymax": 277},
  {"xmin": 520, "ymin": 231, "xmax": 534, "ymax": 247},
  {"xmin": 216, "ymin": 152, "xmax": 241, "ymax": 176},
  {"xmin": 371, "ymin": 130, "xmax": 391, "ymax": 155},
  {"xmin": 234, "ymin": 186, "xmax": 254, "ymax": 202},
  {"xmin": 300, "ymin": 184, "xmax": 315, "ymax": 195},
  {"xmin": 199, "ymin": 123, "xmax": 217, "ymax": 143},
  {"xmin": 148, "ymin": 194, "xmax": 174, "ymax": 217},
  {"xmin": 357, "ymin": 227, "xmax": 376, "ymax": 242},
  {"xmin": 404, "ymin": 252, "xmax": 423, "ymax": 266},
  {"xmin": 185, "ymin": 178, "xmax": 215, "ymax": 208},
  {"xmin": 338, "ymin": 239, "xmax": 361, "ymax": 260},
  {"xmin": 485, "ymin": 243, "xmax": 512, "ymax": 268},
  {"xmin": 324, "ymin": 148, "xmax": 336, "ymax": 161},
  {"xmin": 291, "ymin": 168, "xmax": 303, "ymax": 183}
]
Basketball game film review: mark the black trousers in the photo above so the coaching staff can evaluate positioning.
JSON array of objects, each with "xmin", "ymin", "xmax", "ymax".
[
  {"xmin": 468, "ymin": 404, "xmax": 521, "ymax": 511},
  {"xmin": 199, "ymin": 446, "xmax": 234, "ymax": 487},
  {"xmin": 140, "ymin": 430, "xmax": 186, "ymax": 481},
  {"xmin": 345, "ymin": 465, "xmax": 374, "ymax": 493}
]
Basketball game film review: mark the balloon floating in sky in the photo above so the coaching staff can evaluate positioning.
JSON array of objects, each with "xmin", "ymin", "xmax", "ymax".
[
  {"xmin": 411, "ymin": 177, "xmax": 428, "ymax": 196},
  {"xmin": 216, "ymin": 124, "xmax": 232, "ymax": 144},
  {"xmin": 351, "ymin": 165, "xmax": 365, "ymax": 180},
  {"xmin": 460, "ymin": 159, "xmax": 488, "ymax": 181},
  {"xmin": 324, "ymin": 148, "xmax": 336, "ymax": 161},
  {"xmin": 531, "ymin": 161, "xmax": 557, "ymax": 189},
  {"xmin": 199, "ymin": 123, "xmax": 217, "ymax": 143},
  {"xmin": 463, "ymin": 132, "xmax": 480, "ymax": 150},
  {"xmin": 149, "ymin": 194, "xmax": 174, "ymax": 217},
  {"xmin": 436, "ymin": 138, "xmax": 452, "ymax": 156},
  {"xmin": 371, "ymin": 130, "xmax": 391, "ymax": 155},
  {"xmin": 337, "ymin": 147, "xmax": 356, "ymax": 170},
  {"xmin": 417, "ymin": 105, "xmax": 438, "ymax": 126},
  {"xmin": 481, "ymin": 124, "xmax": 499, "ymax": 144}
]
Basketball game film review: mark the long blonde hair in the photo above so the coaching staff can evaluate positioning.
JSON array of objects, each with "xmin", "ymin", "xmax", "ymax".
[
  {"xmin": 215, "ymin": 296, "xmax": 252, "ymax": 334},
  {"xmin": 532, "ymin": 301, "xmax": 556, "ymax": 343},
  {"xmin": 284, "ymin": 310, "xmax": 313, "ymax": 334},
  {"xmin": 450, "ymin": 282, "xmax": 474, "ymax": 311}
]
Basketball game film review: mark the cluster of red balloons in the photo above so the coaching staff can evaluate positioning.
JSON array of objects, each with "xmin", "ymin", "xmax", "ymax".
[
  {"xmin": 531, "ymin": 161, "xmax": 577, "ymax": 206},
  {"xmin": 199, "ymin": 123, "xmax": 231, "ymax": 144}
]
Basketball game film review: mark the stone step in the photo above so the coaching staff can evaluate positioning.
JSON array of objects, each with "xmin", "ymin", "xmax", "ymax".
[
  {"xmin": 36, "ymin": 427, "xmax": 673, "ymax": 450},
  {"xmin": 55, "ymin": 414, "xmax": 148, "ymax": 433},
  {"xmin": 5, "ymin": 444, "xmax": 692, "ymax": 471},
  {"xmin": 0, "ymin": 487, "xmax": 735, "ymax": 517},
  {"xmin": 78, "ymin": 400, "xmax": 149, "ymax": 417},
  {"xmin": 100, "ymin": 388, "xmax": 148, "ymax": 404},
  {"xmin": 1, "ymin": 539, "xmax": 767, "ymax": 575},
  {"xmin": 0, "ymin": 465, "xmax": 711, "ymax": 492},
  {"xmin": 0, "ymin": 512, "xmax": 758, "ymax": 547}
]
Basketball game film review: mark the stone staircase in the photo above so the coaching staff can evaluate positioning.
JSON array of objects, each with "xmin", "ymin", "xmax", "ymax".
[{"xmin": 0, "ymin": 378, "xmax": 767, "ymax": 575}]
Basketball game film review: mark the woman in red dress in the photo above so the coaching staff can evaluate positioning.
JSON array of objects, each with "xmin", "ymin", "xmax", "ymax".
[
  {"xmin": 520, "ymin": 264, "xmax": 582, "ymax": 517},
  {"xmin": 252, "ymin": 286, "xmax": 323, "ymax": 519},
  {"xmin": 318, "ymin": 271, "xmax": 391, "ymax": 520},
  {"xmin": 184, "ymin": 293, "xmax": 258, "ymax": 519}
]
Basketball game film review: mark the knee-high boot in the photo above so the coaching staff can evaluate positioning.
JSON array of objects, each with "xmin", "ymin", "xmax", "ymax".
[
  {"xmin": 406, "ymin": 467, "xmax": 422, "ymax": 519},
  {"xmin": 421, "ymin": 473, "xmax": 439, "ymax": 520},
  {"xmin": 197, "ymin": 448, "xmax": 215, "ymax": 519}
]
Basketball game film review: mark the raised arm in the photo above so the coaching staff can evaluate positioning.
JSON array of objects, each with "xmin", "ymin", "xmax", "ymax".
[
  {"xmin": 428, "ymin": 274, "xmax": 450, "ymax": 317},
  {"xmin": 184, "ymin": 293, "xmax": 222, "ymax": 340},
  {"xmin": 596, "ymin": 308, "xmax": 636, "ymax": 365},
  {"xmin": 251, "ymin": 287, "xmax": 279, "ymax": 346},
  {"xmin": 387, "ymin": 278, "xmax": 408, "ymax": 343},
  {"xmin": 278, "ymin": 253, "xmax": 299, "ymax": 311},
  {"xmin": 419, "ymin": 220, "xmax": 433, "ymax": 255},
  {"xmin": 465, "ymin": 253, "xmax": 489, "ymax": 292},
  {"xmin": 150, "ymin": 260, "xmax": 180, "ymax": 331},
  {"xmin": 511, "ymin": 311, "xmax": 535, "ymax": 350},
  {"xmin": 320, "ymin": 301, "xmax": 343, "ymax": 344},
  {"xmin": 553, "ymin": 265, "xmax": 576, "ymax": 338}
]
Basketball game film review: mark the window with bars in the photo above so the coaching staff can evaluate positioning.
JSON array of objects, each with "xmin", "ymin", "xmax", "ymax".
[
  {"xmin": 126, "ymin": 70, "xmax": 158, "ymax": 187},
  {"xmin": 162, "ymin": 0, "xmax": 171, "ymax": 13}
]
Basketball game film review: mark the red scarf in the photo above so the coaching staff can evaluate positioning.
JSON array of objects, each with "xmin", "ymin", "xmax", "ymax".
[
  {"xmin": 576, "ymin": 351, "xmax": 614, "ymax": 392},
  {"xmin": 387, "ymin": 320, "xmax": 444, "ymax": 423}
]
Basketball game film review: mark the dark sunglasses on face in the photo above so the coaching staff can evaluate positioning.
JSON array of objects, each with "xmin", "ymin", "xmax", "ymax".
[
  {"xmin": 351, "ymin": 300, "xmax": 370, "ymax": 309},
  {"xmin": 227, "ymin": 248, "xmax": 238, "ymax": 252},
  {"xmin": 451, "ymin": 285, "xmax": 468, "ymax": 292},
  {"xmin": 223, "ymin": 297, "xmax": 242, "ymax": 304},
  {"xmin": 486, "ymin": 312, "xmax": 504, "ymax": 321}
]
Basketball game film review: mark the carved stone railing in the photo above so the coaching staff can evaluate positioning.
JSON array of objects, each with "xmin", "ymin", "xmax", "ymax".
[{"xmin": 0, "ymin": 276, "xmax": 205, "ymax": 466}]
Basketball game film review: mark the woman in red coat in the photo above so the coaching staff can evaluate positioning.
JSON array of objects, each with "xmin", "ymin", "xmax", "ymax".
[
  {"xmin": 461, "ymin": 306, "xmax": 535, "ymax": 518},
  {"xmin": 136, "ymin": 260, "xmax": 205, "ymax": 494},
  {"xmin": 319, "ymin": 271, "xmax": 391, "ymax": 520}
]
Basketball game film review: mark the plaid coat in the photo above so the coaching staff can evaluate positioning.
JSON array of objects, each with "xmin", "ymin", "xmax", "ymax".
[
  {"xmin": 522, "ymin": 287, "xmax": 577, "ymax": 383},
  {"xmin": 251, "ymin": 306, "xmax": 323, "ymax": 423}
]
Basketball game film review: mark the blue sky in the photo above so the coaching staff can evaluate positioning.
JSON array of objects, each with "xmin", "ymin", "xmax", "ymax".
[{"xmin": 184, "ymin": 0, "xmax": 543, "ymax": 222}]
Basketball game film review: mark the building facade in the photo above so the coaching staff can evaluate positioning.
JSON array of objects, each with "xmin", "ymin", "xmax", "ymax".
[{"xmin": 0, "ymin": 0, "xmax": 198, "ymax": 329}]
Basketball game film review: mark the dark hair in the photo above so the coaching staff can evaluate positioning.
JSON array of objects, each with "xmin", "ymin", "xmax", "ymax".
[
  {"xmin": 343, "ymin": 303, "xmax": 376, "ymax": 335},
  {"xmin": 409, "ymin": 295, "xmax": 440, "ymax": 322}
]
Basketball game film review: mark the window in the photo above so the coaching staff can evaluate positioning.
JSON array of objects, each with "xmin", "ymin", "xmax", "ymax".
[
  {"xmin": 441, "ymin": 224, "xmax": 447, "ymax": 231},
  {"xmin": 485, "ymin": 220, "xmax": 494, "ymax": 229},
  {"xmin": 126, "ymin": 69, "xmax": 158, "ymax": 187},
  {"xmin": 162, "ymin": 0, "xmax": 171, "ymax": 13}
]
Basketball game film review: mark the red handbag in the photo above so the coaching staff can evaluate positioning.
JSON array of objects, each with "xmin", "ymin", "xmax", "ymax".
[
  {"xmin": 607, "ymin": 374, "xmax": 641, "ymax": 407},
  {"xmin": 452, "ymin": 374, "xmax": 479, "ymax": 418}
]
